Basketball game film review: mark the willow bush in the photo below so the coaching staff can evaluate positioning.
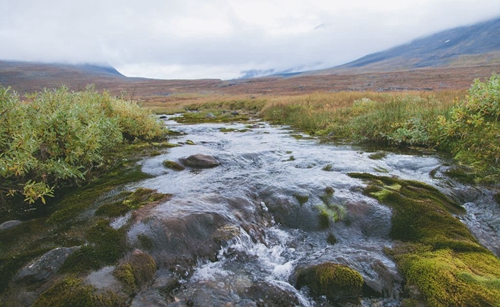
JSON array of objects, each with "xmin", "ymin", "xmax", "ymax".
[
  {"xmin": 0, "ymin": 86, "xmax": 166, "ymax": 204},
  {"xmin": 436, "ymin": 74, "xmax": 500, "ymax": 176}
]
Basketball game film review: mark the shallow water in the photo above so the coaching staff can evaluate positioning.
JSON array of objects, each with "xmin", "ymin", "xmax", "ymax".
[{"xmin": 127, "ymin": 117, "xmax": 499, "ymax": 306}]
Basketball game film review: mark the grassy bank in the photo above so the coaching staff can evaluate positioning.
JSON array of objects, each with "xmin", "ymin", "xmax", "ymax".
[
  {"xmin": 139, "ymin": 75, "xmax": 499, "ymax": 180},
  {"xmin": 261, "ymin": 75, "xmax": 500, "ymax": 181}
]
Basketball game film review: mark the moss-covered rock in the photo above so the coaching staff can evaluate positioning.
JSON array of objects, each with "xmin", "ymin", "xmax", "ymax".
[
  {"xmin": 60, "ymin": 220, "xmax": 127, "ymax": 274},
  {"xmin": 95, "ymin": 189, "xmax": 171, "ymax": 217},
  {"xmin": 162, "ymin": 160, "xmax": 185, "ymax": 171},
  {"xmin": 368, "ymin": 152, "xmax": 387, "ymax": 160},
  {"xmin": 32, "ymin": 277, "xmax": 126, "ymax": 307},
  {"xmin": 294, "ymin": 194, "xmax": 309, "ymax": 206},
  {"xmin": 113, "ymin": 249, "xmax": 157, "ymax": 295},
  {"xmin": 295, "ymin": 262, "xmax": 363, "ymax": 303},
  {"xmin": 47, "ymin": 164, "xmax": 152, "ymax": 226},
  {"xmin": 349, "ymin": 173, "xmax": 500, "ymax": 307},
  {"xmin": 326, "ymin": 233, "xmax": 338, "ymax": 245}
]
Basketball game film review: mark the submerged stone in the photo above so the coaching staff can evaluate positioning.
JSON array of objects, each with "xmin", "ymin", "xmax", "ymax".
[
  {"xmin": 0, "ymin": 220, "xmax": 22, "ymax": 231},
  {"xmin": 15, "ymin": 246, "xmax": 80, "ymax": 284}
]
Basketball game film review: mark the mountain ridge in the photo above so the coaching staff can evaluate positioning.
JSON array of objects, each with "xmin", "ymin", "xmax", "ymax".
[
  {"xmin": 1, "ymin": 17, "xmax": 500, "ymax": 95},
  {"xmin": 304, "ymin": 16, "xmax": 500, "ymax": 75}
]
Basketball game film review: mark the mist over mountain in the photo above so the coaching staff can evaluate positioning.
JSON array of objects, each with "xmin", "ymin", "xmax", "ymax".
[
  {"xmin": 1, "ymin": 17, "xmax": 500, "ymax": 94},
  {"xmin": 306, "ymin": 16, "xmax": 500, "ymax": 75}
]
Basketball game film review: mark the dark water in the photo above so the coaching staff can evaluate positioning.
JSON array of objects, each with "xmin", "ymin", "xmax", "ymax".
[{"xmin": 116, "ymin": 117, "xmax": 499, "ymax": 306}]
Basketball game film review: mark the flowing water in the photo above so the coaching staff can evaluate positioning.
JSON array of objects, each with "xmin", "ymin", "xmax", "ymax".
[{"xmin": 123, "ymin": 117, "xmax": 500, "ymax": 307}]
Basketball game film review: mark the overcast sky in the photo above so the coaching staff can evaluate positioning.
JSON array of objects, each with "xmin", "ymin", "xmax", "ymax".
[{"xmin": 2, "ymin": 0, "xmax": 500, "ymax": 80}]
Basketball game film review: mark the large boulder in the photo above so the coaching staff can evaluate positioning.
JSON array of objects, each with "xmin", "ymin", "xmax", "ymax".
[{"xmin": 181, "ymin": 154, "xmax": 220, "ymax": 168}]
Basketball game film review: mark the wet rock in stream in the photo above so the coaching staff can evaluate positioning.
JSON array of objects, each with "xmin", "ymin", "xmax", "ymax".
[
  {"xmin": 181, "ymin": 154, "xmax": 220, "ymax": 168},
  {"xmin": 295, "ymin": 262, "xmax": 363, "ymax": 304},
  {"xmin": 6, "ymin": 120, "xmax": 500, "ymax": 307},
  {"xmin": 14, "ymin": 246, "xmax": 81, "ymax": 284},
  {"xmin": 128, "ymin": 194, "xmax": 270, "ymax": 272}
]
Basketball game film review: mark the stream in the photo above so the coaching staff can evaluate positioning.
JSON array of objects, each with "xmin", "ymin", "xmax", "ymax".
[{"xmin": 121, "ymin": 117, "xmax": 500, "ymax": 307}]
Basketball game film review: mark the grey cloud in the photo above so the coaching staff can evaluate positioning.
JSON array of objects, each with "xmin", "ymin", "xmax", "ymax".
[{"xmin": 2, "ymin": 0, "xmax": 500, "ymax": 79}]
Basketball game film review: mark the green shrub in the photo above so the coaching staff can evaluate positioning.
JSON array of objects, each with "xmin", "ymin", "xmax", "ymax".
[
  {"xmin": 437, "ymin": 74, "xmax": 500, "ymax": 177},
  {"xmin": 0, "ymin": 86, "xmax": 166, "ymax": 204}
]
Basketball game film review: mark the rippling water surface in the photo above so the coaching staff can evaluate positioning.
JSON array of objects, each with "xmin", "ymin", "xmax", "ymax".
[{"xmin": 127, "ymin": 117, "xmax": 500, "ymax": 306}]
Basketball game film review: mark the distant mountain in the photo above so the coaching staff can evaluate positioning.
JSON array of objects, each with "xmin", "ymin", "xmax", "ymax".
[
  {"xmin": 308, "ymin": 17, "xmax": 500, "ymax": 75},
  {"xmin": 0, "ymin": 61, "xmax": 126, "ymax": 92}
]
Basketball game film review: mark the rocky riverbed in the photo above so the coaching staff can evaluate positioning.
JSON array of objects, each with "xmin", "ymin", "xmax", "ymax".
[{"xmin": 1, "ymin": 117, "xmax": 499, "ymax": 306}]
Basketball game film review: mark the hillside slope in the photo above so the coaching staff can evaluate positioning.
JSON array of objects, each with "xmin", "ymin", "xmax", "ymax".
[
  {"xmin": 0, "ymin": 61, "xmax": 128, "ymax": 92},
  {"xmin": 309, "ymin": 17, "xmax": 500, "ymax": 74}
]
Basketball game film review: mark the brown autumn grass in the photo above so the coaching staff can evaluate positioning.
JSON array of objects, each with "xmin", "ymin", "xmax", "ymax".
[{"xmin": 143, "ymin": 89, "xmax": 466, "ymax": 116}]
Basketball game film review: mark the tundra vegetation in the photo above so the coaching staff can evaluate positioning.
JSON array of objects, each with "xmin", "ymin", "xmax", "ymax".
[
  {"xmin": 0, "ymin": 85, "xmax": 167, "ymax": 206},
  {"xmin": 0, "ymin": 75, "xmax": 498, "ymax": 306}
]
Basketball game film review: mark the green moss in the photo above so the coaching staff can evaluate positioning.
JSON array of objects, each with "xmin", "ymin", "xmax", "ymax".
[
  {"xmin": 296, "ymin": 263, "xmax": 363, "ymax": 303},
  {"xmin": 185, "ymin": 140, "xmax": 195, "ymax": 145},
  {"xmin": 322, "ymin": 164, "xmax": 333, "ymax": 171},
  {"xmin": 219, "ymin": 127, "xmax": 236, "ymax": 132},
  {"xmin": 444, "ymin": 166, "xmax": 477, "ymax": 184},
  {"xmin": 162, "ymin": 160, "xmax": 185, "ymax": 171},
  {"xmin": 317, "ymin": 204, "xmax": 346, "ymax": 230},
  {"xmin": 294, "ymin": 194, "xmax": 309, "ymax": 206},
  {"xmin": 122, "ymin": 188, "xmax": 170, "ymax": 209},
  {"xmin": 95, "ymin": 188, "xmax": 170, "ymax": 218},
  {"xmin": 114, "ymin": 263, "xmax": 136, "ymax": 293},
  {"xmin": 368, "ymin": 152, "xmax": 387, "ymax": 160},
  {"xmin": 149, "ymin": 150, "xmax": 161, "ymax": 156},
  {"xmin": 47, "ymin": 164, "xmax": 152, "ymax": 226},
  {"xmin": 114, "ymin": 250, "xmax": 156, "ymax": 294},
  {"xmin": 95, "ymin": 201, "xmax": 130, "ymax": 218},
  {"xmin": 219, "ymin": 127, "xmax": 249, "ymax": 133},
  {"xmin": 349, "ymin": 172, "xmax": 500, "ymax": 307},
  {"xmin": 326, "ymin": 233, "xmax": 337, "ymax": 245},
  {"xmin": 373, "ymin": 166, "xmax": 390, "ymax": 173},
  {"xmin": 395, "ymin": 249, "xmax": 500, "ymax": 306},
  {"xmin": 317, "ymin": 263, "xmax": 363, "ymax": 289},
  {"xmin": 150, "ymin": 141, "xmax": 179, "ymax": 148},
  {"xmin": 176, "ymin": 110, "xmax": 251, "ymax": 123},
  {"xmin": 324, "ymin": 186, "xmax": 335, "ymax": 195},
  {"xmin": 32, "ymin": 277, "xmax": 125, "ymax": 307},
  {"xmin": 137, "ymin": 234, "xmax": 154, "ymax": 250},
  {"xmin": 401, "ymin": 299, "xmax": 420, "ymax": 307},
  {"xmin": 60, "ymin": 220, "xmax": 127, "ymax": 273},
  {"xmin": 318, "ymin": 209, "xmax": 330, "ymax": 230},
  {"xmin": 370, "ymin": 188, "xmax": 393, "ymax": 202}
]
